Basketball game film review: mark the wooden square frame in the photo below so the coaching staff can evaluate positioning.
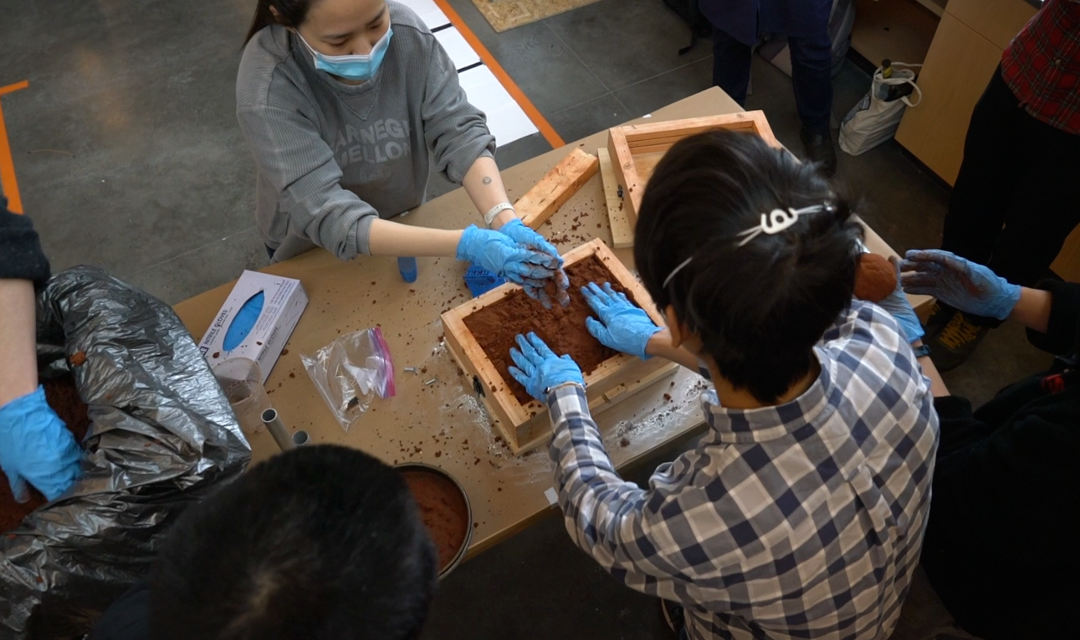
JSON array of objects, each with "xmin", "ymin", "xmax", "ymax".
[
  {"xmin": 606, "ymin": 111, "xmax": 782, "ymax": 243},
  {"xmin": 441, "ymin": 239, "xmax": 678, "ymax": 454}
]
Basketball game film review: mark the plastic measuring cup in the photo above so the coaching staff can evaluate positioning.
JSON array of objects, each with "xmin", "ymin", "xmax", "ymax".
[{"xmin": 212, "ymin": 358, "xmax": 270, "ymax": 437}]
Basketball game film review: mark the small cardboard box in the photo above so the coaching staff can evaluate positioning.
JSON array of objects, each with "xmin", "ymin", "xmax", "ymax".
[{"xmin": 198, "ymin": 271, "xmax": 308, "ymax": 383}]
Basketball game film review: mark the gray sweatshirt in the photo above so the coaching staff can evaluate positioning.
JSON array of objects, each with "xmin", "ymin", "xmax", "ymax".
[{"xmin": 236, "ymin": 1, "xmax": 496, "ymax": 262}]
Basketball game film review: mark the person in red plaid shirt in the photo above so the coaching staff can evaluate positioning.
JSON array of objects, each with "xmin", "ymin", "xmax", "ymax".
[{"xmin": 925, "ymin": 0, "xmax": 1080, "ymax": 371}]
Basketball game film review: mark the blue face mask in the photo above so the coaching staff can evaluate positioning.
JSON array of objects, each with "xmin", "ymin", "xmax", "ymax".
[{"xmin": 299, "ymin": 26, "xmax": 393, "ymax": 82}]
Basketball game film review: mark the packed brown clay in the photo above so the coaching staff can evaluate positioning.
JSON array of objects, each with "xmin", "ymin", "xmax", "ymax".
[
  {"xmin": 854, "ymin": 253, "xmax": 898, "ymax": 303},
  {"xmin": 463, "ymin": 255, "xmax": 635, "ymax": 405},
  {"xmin": 402, "ymin": 469, "xmax": 469, "ymax": 571},
  {"xmin": 0, "ymin": 376, "xmax": 90, "ymax": 532}
]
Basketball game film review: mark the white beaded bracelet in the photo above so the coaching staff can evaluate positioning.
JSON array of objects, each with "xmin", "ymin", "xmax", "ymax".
[{"xmin": 484, "ymin": 202, "xmax": 516, "ymax": 228}]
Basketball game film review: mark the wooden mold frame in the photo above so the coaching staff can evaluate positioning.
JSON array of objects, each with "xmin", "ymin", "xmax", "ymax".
[
  {"xmin": 442, "ymin": 238, "xmax": 678, "ymax": 454},
  {"xmin": 605, "ymin": 111, "xmax": 782, "ymax": 246}
]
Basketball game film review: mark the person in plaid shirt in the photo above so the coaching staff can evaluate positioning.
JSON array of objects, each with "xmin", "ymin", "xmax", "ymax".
[
  {"xmin": 508, "ymin": 130, "xmax": 940, "ymax": 640},
  {"xmin": 926, "ymin": 0, "xmax": 1080, "ymax": 371}
]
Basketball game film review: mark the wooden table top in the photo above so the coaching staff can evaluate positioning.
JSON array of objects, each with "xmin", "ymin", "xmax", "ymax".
[{"xmin": 173, "ymin": 87, "xmax": 920, "ymax": 558}]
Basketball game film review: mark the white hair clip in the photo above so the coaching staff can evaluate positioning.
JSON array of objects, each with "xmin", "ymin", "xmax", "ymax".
[
  {"xmin": 661, "ymin": 202, "xmax": 836, "ymax": 288},
  {"xmin": 735, "ymin": 203, "xmax": 833, "ymax": 247},
  {"xmin": 661, "ymin": 256, "xmax": 694, "ymax": 289}
]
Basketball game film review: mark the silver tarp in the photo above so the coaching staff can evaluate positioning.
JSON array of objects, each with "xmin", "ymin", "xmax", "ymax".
[{"xmin": 0, "ymin": 267, "xmax": 251, "ymax": 639}]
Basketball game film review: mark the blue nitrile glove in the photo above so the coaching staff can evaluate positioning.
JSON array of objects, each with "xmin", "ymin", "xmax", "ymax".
[
  {"xmin": 876, "ymin": 257, "xmax": 925, "ymax": 344},
  {"xmin": 900, "ymin": 249, "xmax": 1022, "ymax": 321},
  {"xmin": 457, "ymin": 225, "xmax": 562, "ymax": 307},
  {"xmin": 0, "ymin": 386, "xmax": 83, "ymax": 502},
  {"xmin": 497, "ymin": 219, "xmax": 571, "ymax": 307},
  {"xmin": 508, "ymin": 332, "xmax": 585, "ymax": 403},
  {"xmin": 581, "ymin": 282, "xmax": 661, "ymax": 359}
]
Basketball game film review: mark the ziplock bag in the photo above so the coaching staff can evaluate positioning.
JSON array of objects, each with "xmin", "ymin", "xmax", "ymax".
[{"xmin": 301, "ymin": 327, "xmax": 396, "ymax": 432}]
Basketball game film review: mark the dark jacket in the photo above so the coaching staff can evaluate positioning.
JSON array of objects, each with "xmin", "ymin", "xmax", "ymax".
[
  {"xmin": 698, "ymin": 0, "xmax": 832, "ymax": 46},
  {"xmin": 0, "ymin": 195, "xmax": 50, "ymax": 285},
  {"xmin": 921, "ymin": 280, "xmax": 1080, "ymax": 640}
]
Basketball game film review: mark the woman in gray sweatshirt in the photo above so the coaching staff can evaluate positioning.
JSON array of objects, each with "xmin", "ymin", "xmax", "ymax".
[{"xmin": 237, "ymin": 0, "xmax": 569, "ymax": 305}]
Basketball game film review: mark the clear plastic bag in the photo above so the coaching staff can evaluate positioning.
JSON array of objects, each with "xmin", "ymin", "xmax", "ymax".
[{"xmin": 301, "ymin": 327, "xmax": 396, "ymax": 432}]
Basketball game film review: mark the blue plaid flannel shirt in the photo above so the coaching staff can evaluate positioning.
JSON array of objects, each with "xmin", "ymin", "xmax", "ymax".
[{"xmin": 546, "ymin": 300, "xmax": 939, "ymax": 640}]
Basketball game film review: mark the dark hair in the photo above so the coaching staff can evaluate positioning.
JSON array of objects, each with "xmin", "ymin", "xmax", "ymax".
[
  {"xmin": 244, "ymin": 0, "xmax": 318, "ymax": 45},
  {"xmin": 634, "ymin": 129, "xmax": 861, "ymax": 404},
  {"xmin": 150, "ymin": 445, "xmax": 438, "ymax": 640}
]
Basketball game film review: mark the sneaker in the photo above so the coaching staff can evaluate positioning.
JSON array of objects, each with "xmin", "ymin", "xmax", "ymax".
[
  {"xmin": 800, "ymin": 127, "xmax": 838, "ymax": 177},
  {"xmin": 927, "ymin": 310, "xmax": 990, "ymax": 371},
  {"xmin": 922, "ymin": 301, "xmax": 957, "ymax": 343},
  {"xmin": 661, "ymin": 599, "xmax": 686, "ymax": 639}
]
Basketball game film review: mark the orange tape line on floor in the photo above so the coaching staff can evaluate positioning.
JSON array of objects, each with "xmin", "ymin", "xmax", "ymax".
[
  {"xmin": 431, "ymin": 0, "xmax": 565, "ymax": 149},
  {"xmin": 0, "ymin": 80, "xmax": 29, "ymax": 214}
]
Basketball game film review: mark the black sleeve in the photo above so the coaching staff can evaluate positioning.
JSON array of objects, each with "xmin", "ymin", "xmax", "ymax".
[
  {"xmin": 931, "ymin": 395, "xmax": 996, "ymax": 455},
  {"xmin": 88, "ymin": 580, "xmax": 151, "ymax": 640},
  {"xmin": 1026, "ymin": 280, "xmax": 1080, "ymax": 356},
  {"xmin": 0, "ymin": 194, "xmax": 51, "ymax": 285}
]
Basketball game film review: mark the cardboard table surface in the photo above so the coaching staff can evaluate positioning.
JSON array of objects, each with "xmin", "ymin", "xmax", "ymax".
[{"xmin": 173, "ymin": 87, "xmax": 921, "ymax": 559}]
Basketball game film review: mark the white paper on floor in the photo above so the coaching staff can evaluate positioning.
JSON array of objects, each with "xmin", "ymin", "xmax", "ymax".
[
  {"xmin": 397, "ymin": 0, "xmax": 540, "ymax": 146},
  {"xmin": 458, "ymin": 65, "xmax": 539, "ymax": 147},
  {"xmin": 434, "ymin": 27, "xmax": 480, "ymax": 70},
  {"xmin": 399, "ymin": 0, "xmax": 450, "ymax": 30}
]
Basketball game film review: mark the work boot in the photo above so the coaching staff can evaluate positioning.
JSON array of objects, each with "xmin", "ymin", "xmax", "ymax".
[
  {"xmin": 661, "ymin": 599, "xmax": 687, "ymax": 639},
  {"xmin": 927, "ymin": 310, "xmax": 990, "ymax": 371},
  {"xmin": 921, "ymin": 300, "xmax": 956, "ymax": 344},
  {"xmin": 800, "ymin": 127, "xmax": 838, "ymax": 177}
]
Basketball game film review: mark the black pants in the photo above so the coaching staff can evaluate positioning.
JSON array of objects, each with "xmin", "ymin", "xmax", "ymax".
[
  {"xmin": 711, "ymin": 26, "xmax": 833, "ymax": 132},
  {"xmin": 942, "ymin": 66, "xmax": 1080, "ymax": 288}
]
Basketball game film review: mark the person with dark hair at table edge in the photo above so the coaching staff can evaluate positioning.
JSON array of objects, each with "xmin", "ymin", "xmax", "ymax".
[
  {"xmin": 508, "ymin": 130, "xmax": 939, "ymax": 639},
  {"xmin": 699, "ymin": 0, "xmax": 838, "ymax": 176},
  {"xmin": 900, "ymin": 248, "xmax": 1080, "ymax": 640},
  {"xmin": 89, "ymin": 445, "xmax": 438, "ymax": 640},
  {"xmin": 0, "ymin": 194, "xmax": 83, "ymax": 508},
  {"xmin": 925, "ymin": 0, "xmax": 1080, "ymax": 370}
]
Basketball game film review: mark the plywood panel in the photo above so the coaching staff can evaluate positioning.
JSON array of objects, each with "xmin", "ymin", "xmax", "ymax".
[
  {"xmin": 1051, "ymin": 226, "xmax": 1080, "ymax": 283},
  {"xmin": 851, "ymin": 0, "xmax": 939, "ymax": 66},
  {"xmin": 946, "ymin": 0, "xmax": 1037, "ymax": 50},
  {"xmin": 894, "ymin": 11, "xmax": 1003, "ymax": 185}
]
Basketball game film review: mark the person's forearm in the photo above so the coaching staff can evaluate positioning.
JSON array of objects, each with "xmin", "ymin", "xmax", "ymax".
[
  {"xmin": 1007, "ymin": 287, "xmax": 1052, "ymax": 334},
  {"xmin": 462, "ymin": 155, "xmax": 517, "ymax": 229},
  {"xmin": 644, "ymin": 329, "xmax": 701, "ymax": 371},
  {"xmin": 912, "ymin": 340, "xmax": 949, "ymax": 397},
  {"xmin": 0, "ymin": 279, "xmax": 40, "ymax": 407},
  {"xmin": 366, "ymin": 218, "xmax": 464, "ymax": 258}
]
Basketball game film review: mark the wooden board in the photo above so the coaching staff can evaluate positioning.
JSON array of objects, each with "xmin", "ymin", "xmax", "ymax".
[
  {"xmin": 516, "ymin": 148, "xmax": 599, "ymax": 229},
  {"xmin": 946, "ymin": 0, "xmax": 1037, "ymax": 50},
  {"xmin": 894, "ymin": 11, "xmax": 1010, "ymax": 185},
  {"xmin": 441, "ymin": 238, "xmax": 673, "ymax": 454},
  {"xmin": 894, "ymin": 0, "xmax": 1036, "ymax": 186},
  {"xmin": 606, "ymin": 110, "xmax": 781, "ymax": 226},
  {"xmin": 597, "ymin": 148, "xmax": 633, "ymax": 249},
  {"xmin": 851, "ymin": 0, "xmax": 939, "ymax": 67},
  {"xmin": 1051, "ymin": 226, "xmax": 1080, "ymax": 283}
]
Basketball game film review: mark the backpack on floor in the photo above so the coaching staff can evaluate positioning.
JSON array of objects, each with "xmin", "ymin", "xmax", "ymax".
[{"xmin": 662, "ymin": 0, "xmax": 712, "ymax": 54}]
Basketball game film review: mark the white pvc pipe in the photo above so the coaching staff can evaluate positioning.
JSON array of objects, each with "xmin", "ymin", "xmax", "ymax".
[{"xmin": 261, "ymin": 408, "xmax": 295, "ymax": 452}]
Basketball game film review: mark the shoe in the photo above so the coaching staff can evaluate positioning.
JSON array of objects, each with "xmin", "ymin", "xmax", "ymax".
[
  {"xmin": 800, "ymin": 127, "xmax": 838, "ymax": 177},
  {"xmin": 661, "ymin": 599, "xmax": 686, "ymax": 639},
  {"xmin": 922, "ymin": 301, "xmax": 956, "ymax": 344},
  {"xmin": 927, "ymin": 310, "xmax": 990, "ymax": 371}
]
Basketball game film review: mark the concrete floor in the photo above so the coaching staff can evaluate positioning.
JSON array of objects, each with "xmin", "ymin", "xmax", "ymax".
[{"xmin": 0, "ymin": 0, "xmax": 1055, "ymax": 637}]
